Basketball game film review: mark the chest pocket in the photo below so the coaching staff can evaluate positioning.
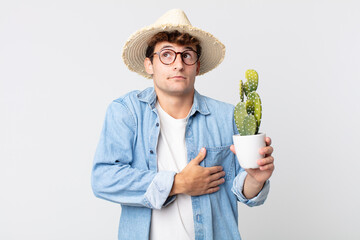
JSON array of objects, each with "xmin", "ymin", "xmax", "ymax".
[{"xmin": 203, "ymin": 146, "xmax": 235, "ymax": 181}]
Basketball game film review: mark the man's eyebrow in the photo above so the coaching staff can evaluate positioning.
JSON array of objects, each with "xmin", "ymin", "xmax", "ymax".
[
  {"xmin": 184, "ymin": 46, "xmax": 195, "ymax": 51},
  {"xmin": 160, "ymin": 45, "xmax": 175, "ymax": 50},
  {"xmin": 160, "ymin": 45, "xmax": 195, "ymax": 51}
]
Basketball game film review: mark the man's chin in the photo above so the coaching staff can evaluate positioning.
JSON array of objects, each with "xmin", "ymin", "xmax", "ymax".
[{"xmin": 166, "ymin": 88, "xmax": 194, "ymax": 97}]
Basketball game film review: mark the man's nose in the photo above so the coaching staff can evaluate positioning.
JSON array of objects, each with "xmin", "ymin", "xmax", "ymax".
[{"xmin": 172, "ymin": 53, "xmax": 185, "ymax": 70}]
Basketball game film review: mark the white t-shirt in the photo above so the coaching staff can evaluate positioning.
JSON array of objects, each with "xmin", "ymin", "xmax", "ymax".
[{"xmin": 150, "ymin": 101, "xmax": 195, "ymax": 240}]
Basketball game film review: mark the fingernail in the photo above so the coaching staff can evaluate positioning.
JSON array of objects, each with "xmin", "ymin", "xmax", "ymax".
[{"xmin": 200, "ymin": 147, "xmax": 205, "ymax": 153}]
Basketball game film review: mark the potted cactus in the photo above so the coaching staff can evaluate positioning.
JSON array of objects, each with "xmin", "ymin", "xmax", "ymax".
[{"xmin": 233, "ymin": 69, "xmax": 266, "ymax": 169}]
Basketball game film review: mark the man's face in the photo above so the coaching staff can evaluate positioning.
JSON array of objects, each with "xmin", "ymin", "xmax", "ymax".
[{"xmin": 144, "ymin": 41, "xmax": 200, "ymax": 97}]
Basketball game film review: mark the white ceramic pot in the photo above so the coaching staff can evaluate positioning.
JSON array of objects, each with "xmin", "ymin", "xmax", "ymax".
[{"xmin": 232, "ymin": 132, "xmax": 266, "ymax": 169}]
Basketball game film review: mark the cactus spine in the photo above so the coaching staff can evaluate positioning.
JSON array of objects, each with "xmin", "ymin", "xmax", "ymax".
[{"xmin": 234, "ymin": 69, "xmax": 262, "ymax": 135}]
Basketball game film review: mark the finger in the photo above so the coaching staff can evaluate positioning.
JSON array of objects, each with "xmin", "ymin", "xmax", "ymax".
[
  {"xmin": 209, "ymin": 178, "xmax": 225, "ymax": 188},
  {"xmin": 230, "ymin": 145, "xmax": 236, "ymax": 154},
  {"xmin": 265, "ymin": 137, "xmax": 272, "ymax": 146},
  {"xmin": 205, "ymin": 186, "xmax": 220, "ymax": 195},
  {"xmin": 259, "ymin": 146, "xmax": 273, "ymax": 156},
  {"xmin": 207, "ymin": 166, "xmax": 223, "ymax": 174},
  {"xmin": 259, "ymin": 163, "xmax": 275, "ymax": 171},
  {"xmin": 191, "ymin": 147, "xmax": 207, "ymax": 165},
  {"xmin": 257, "ymin": 156, "xmax": 274, "ymax": 166},
  {"xmin": 209, "ymin": 170, "xmax": 226, "ymax": 181}
]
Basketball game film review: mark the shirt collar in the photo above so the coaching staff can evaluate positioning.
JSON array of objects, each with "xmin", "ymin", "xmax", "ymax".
[{"xmin": 137, "ymin": 87, "xmax": 210, "ymax": 116}]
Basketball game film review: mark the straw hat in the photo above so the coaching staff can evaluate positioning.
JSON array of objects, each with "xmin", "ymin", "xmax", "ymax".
[{"xmin": 122, "ymin": 9, "xmax": 226, "ymax": 79}]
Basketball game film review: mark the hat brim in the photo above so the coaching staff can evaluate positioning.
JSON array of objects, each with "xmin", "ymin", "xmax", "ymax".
[{"xmin": 122, "ymin": 24, "xmax": 225, "ymax": 79}]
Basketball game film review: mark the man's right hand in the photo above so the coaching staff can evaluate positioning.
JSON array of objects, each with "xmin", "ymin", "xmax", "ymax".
[{"xmin": 169, "ymin": 147, "xmax": 225, "ymax": 196}]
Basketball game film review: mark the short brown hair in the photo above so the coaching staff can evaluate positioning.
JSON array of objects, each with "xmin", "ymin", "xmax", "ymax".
[{"xmin": 145, "ymin": 30, "xmax": 202, "ymax": 61}]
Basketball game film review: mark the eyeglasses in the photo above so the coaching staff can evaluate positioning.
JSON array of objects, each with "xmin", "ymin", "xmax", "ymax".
[{"xmin": 151, "ymin": 49, "xmax": 200, "ymax": 66}]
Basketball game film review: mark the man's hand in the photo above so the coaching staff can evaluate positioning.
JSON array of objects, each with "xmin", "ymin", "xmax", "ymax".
[
  {"xmin": 170, "ymin": 148, "xmax": 225, "ymax": 196},
  {"xmin": 230, "ymin": 136, "xmax": 275, "ymax": 199}
]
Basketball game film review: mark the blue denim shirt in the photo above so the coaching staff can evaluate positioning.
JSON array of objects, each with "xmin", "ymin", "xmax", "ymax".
[{"xmin": 91, "ymin": 87, "xmax": 270, "ymax": 240}]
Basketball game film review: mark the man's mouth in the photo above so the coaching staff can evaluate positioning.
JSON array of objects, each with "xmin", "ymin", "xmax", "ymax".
[{"xmin": 169, "ymin": 76, "xmax": 186, "ymax": 80}]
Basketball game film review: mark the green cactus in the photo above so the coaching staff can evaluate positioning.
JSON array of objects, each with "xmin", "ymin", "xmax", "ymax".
[
  {"xmin": 239, "ymin": 80, "xmax": 244, "ymax": 102},
  {"xmin": 234, "ymin": 102, "xmax": 247, "ymax": 132},
  {"xmin": 240, "ymin": 115, "xmax": 257, "ymax": 135},
  {"xmin": 245, "ymin": 69, "xmax": 258, "ymax": 92},
  {"xmin": 245, "ymin": 99, "xmax": 254, "ymax": 115},
  {"xmin": 243, "ymin": 81, "xmax": 250, "ymax": 97},
  {"xmin": 234, "ymin": 69, "xmax": 262, "ymax": 136},
  {"xmin": 247, "ymin": 92, "xmax": 262, "ymax": 129}
]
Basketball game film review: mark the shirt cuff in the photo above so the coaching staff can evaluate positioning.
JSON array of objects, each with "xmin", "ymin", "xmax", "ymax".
[
  {"xmin": 163, "ymin": 195, "xmax": 177, "ymax": 207},
  {"xmin": 143, "ymin": 171, "xmax": 177, "ymax": 209},
  {"xmin": 231, "ymin": 170, "xmax": 270, "ymax": 207}
]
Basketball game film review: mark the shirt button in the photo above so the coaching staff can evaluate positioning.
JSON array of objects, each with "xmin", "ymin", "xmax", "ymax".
[
  {"xmin": 150, "ymin": 150, "xmax": 154, "ymax": 154},
  {"xmin": 156, "ymin": 123, "xmax": 159, "ymax": 127}
]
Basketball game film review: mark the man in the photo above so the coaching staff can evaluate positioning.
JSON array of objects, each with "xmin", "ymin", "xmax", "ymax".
[{"xmin": 92, "ymin": 9, "xmax": 274, "ymax": 240}]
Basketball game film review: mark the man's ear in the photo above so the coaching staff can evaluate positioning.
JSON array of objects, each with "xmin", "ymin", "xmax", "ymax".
[
  {"xmin": 144, "ymin": 58, "xmax": 154, "ymax": 75},
  {"xmin": 196, "ymin": 61, "xmax": 201, "ymax": 75}
]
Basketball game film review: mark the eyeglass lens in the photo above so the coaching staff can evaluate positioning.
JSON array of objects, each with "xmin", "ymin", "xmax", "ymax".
[{"xmin": 159, "ymin": 49, "xmax": 198, "ymax": 65}]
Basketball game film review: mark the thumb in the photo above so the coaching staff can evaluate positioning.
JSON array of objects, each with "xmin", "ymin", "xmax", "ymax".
[
  {"xmin": 191, "ymin": 147, "xmax": 206, "ymax": 165},
  {"xmin": 230, "ymin": 145, "xmax": 236, "ymax": 155}
]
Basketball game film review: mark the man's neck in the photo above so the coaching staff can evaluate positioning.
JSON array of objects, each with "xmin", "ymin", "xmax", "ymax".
[{"xmin": 155, "ymin": 89, "xmax": 194, "ymax": 119}]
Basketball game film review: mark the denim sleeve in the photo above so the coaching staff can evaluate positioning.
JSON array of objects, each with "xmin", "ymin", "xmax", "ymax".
[
  {"xmin": 231, "ymin": 168, "xmax": 270, "ymax": 207},
  {"xmin": 91, "ymin": 101, "xmax": 176, "ymax": 210}
]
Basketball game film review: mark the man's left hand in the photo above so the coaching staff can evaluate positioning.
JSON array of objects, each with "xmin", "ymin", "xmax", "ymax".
[{"xmin": 230, "ymin": 136, "xmax": 275, "ymax": 184}]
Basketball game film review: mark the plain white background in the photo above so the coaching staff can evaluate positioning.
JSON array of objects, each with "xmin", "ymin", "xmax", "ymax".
[{"xmin": 1, "ymin": 0, "xmax": 360, "ymax": 239}]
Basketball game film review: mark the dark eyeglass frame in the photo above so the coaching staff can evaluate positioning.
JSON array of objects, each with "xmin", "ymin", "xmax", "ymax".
[{"xmin": 151, "ymin": 49, "xmax": 200, "ymax": 66}]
